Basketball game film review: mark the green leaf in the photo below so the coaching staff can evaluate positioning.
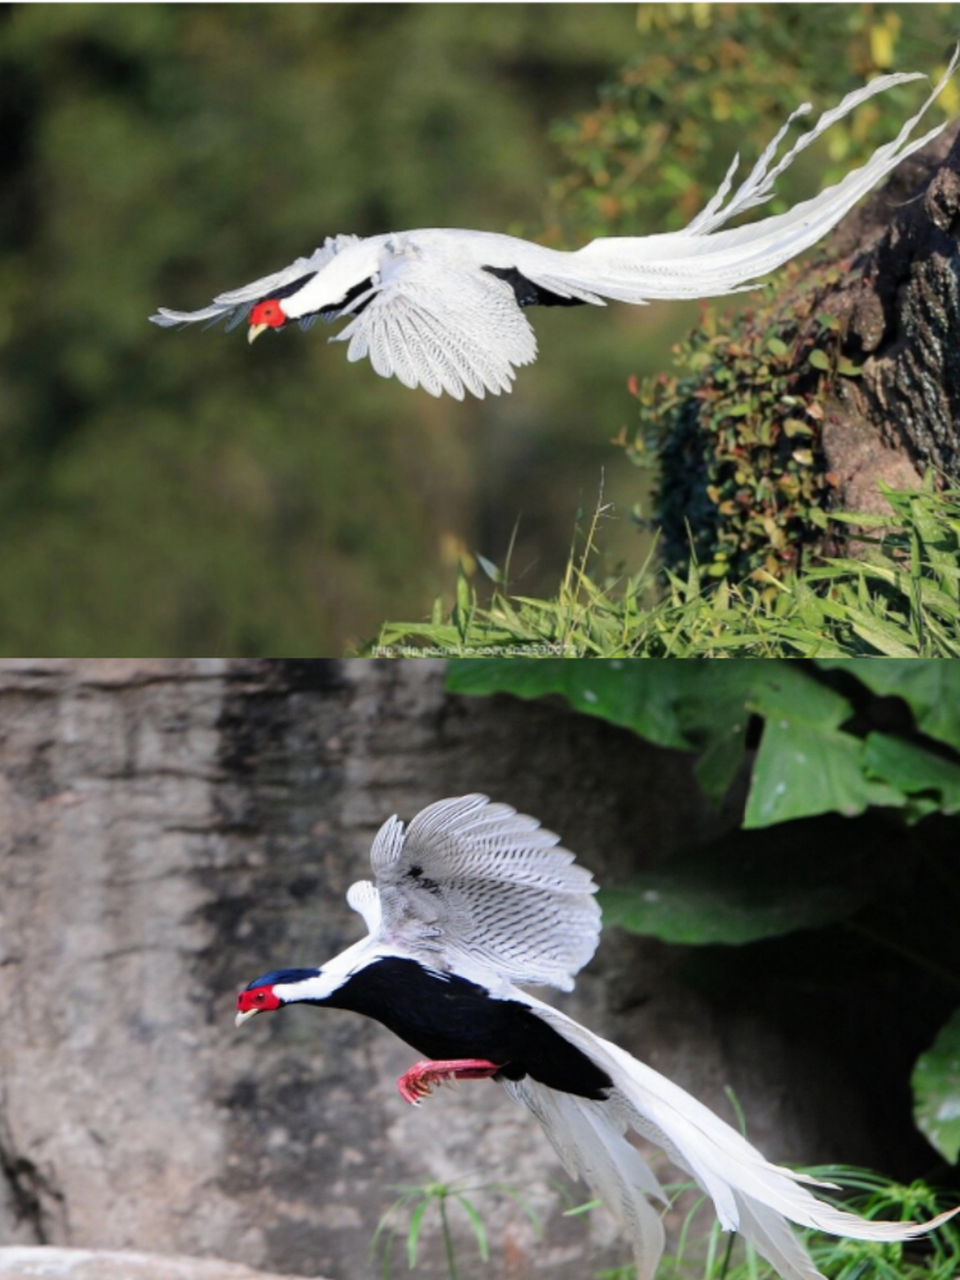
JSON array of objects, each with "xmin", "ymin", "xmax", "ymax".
[
  {"xmin": 406, "ymin": 1197, "xmax": 430, "ymax": 1268},
  {"xmin": 746, "ymin": 718, "xmax": 903, "ymax": 828},
  {"xmin": 453, "ymin": 1194, "xmax": 489, "ymax": 1262},
  {"xmin": 808, "ymin": 348, "xmax": 831, "ymax": 371},
  {"xmin": 862, "ymin": 732, "xmax": 960, "ymax": 814},
  {"xmin": 599, "ymin": 819, "xmax": 878, "ymax": 944},
  {"xmin": 913, "ymin": 1006, "xmax": 960, "ymax": 1164},
  {"xmin": 736, "ymin": 665, "xmax": 903, "ymax": 827},
  {"xmin": 563, "ymin": 1199, "xmax": 603, "ymax": 1217},
  {"xmin": 816, "ymin": 661, "xmax": 960, "ymax": 752},
  {"xmin": 782, "ymin": 417, "xmax": 812, "ymax": 437},
  {"xmin": 447, "ymin": 659, "xmax": 690, "ymax": 749}
]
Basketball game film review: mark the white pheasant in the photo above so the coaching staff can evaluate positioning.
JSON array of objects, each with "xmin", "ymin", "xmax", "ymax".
[
  {"xmin": 153, "ymin": 55, "xmax": 957, "ymax": 400},
  {"xmin": 235, "ymin": 795, "xmax": 959, "ymax": 1280}
]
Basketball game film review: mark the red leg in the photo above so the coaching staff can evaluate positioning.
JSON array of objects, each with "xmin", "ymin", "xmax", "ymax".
[{"xmin": 397, "ymin": 1058, "xmax": 504, "ymax": 1105}]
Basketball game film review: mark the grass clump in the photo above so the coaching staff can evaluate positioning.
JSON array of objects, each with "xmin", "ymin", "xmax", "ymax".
[
  {"xmin": 366, "ymin": 479, "xmax": 960, "ymax": 659},
  {"xmin": 649, "ymin": 1166, "xmax": 960, "ymax": 1280},
  {"xmin": 371, "ymin": 1165, "xmax": 959, "ymax": 1280}
]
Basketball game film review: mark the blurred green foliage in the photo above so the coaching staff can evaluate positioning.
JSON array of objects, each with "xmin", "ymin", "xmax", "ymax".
[
  {"xmin": 547, "ymin": 3, "xmax": 960, "ymax": 242},
  {"xmin": 0, "ymin": 3, "xmax": 648, "ymax": 655},
  {"xmin": 3, "ymin": 5, "xmax": 957, "ymax": 654}
]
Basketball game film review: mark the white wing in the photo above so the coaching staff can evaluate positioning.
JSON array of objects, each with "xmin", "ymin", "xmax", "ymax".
[
  {"xmin": 331, "ymin": 251, "xmax": 538, "ymax": 400},
  {"xmin": 150, "ymin": 235, "xmax": 362, "ymax": 331},
  {"xmin": 346, "ymin": 794, "xmax": 600, "ymax": 989},
  {"xmin": 506, "ymin": 996, "xmax": 960, "ymax": 1280}
]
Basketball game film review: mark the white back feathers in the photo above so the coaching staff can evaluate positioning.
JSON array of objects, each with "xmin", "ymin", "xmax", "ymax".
[
  {"xmin": 151, "ymin": 53, "xmax": 958, "ymax": 399},
  {"xmin": 348, "ymin": 794, "xmax": 600, "ymax": 990}
]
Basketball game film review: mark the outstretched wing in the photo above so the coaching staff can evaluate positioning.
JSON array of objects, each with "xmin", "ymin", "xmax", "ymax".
[
  {"xmin": 346, "ymin": 795, "xmax": 600, "ymax": 990},
  {"xmin": 150, "ymin": 234, "xmax": 362, "ymax": 332},
  {"xmin": 331, "ymin": 252, "xmax": 538, "ymax": 400}
]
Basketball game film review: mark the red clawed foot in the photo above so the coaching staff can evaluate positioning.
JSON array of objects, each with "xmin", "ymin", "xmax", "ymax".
[{"xmin": 397, "ymin": 1058, "xmax": 504, "ymax": 1105}]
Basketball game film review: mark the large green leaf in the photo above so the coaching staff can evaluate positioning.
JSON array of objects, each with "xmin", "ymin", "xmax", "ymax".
[
  {"xmin": 448, "ymin": 658, "xmax": 758, "ymax": 801},
  {"xmin": 599, "ymin": 819, "xmax": 879, "ymax": 944},
  {"xmin": 913, "ymin": 1005, "xmax": 960, "ymax": 1164},
  {"xmin": 817, "ymin": 661, "xmax": 960, "ymax": 753},
  {"xmin": 863, "ymin": 732, "xmax": 960, "ymax": 818},
  {"xmin": 446, "ymin": 659, "xmax": 695, "ymax": 749},
  {"xmin": 448, "ymin": 659, "xmax": 949, "ymax": 828},
  {"xmin": 740, "ymin": 665, "xmax": 902, "ymax": 827},
  {"xmin": 745, "ymin": 720, "xmax": 904, "ymax": 828}
]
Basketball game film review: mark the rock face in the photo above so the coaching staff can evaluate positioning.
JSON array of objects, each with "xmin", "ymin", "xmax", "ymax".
[
  {"xmin": 0, "ymin": 660, "xmax": 877, "ymax": 1278},
  {"xmin": 0, "ymin": 1247, "xmax": 326, "ymax": 1280}
]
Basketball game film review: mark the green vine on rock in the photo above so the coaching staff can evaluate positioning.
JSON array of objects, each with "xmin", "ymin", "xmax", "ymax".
[{"xmin": 623, "ymin": 262, "xmax": 861, "ymax": 586}]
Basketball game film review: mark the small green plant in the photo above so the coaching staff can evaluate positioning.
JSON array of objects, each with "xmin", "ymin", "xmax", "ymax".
[
  {"xmin": 659, "ymin": 1166, "xmax": 960, "ymax": 1280},
  {"xmin": 589, "ymin": 1166, "xmax": 960, "ymax": 1280},
  {"xmin": 372, "ymin": 1165, "xmax": 959, "ymax": 1280},
  {"xmin": 367, "ymin": 479, "xmax": 960, "ymax": 658},
  {"xmin": 371, "ymin": 1175, "xmax": 540, "ymax": 1280},
  {"xmin": 623, "ymin": 269, "xmax": 854, "ymax": 585}
]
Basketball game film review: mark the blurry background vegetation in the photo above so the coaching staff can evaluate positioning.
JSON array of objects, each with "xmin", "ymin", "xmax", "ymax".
[{"xmin": 0, "ymin": 4, "xmax": 957, "ymax": 655}]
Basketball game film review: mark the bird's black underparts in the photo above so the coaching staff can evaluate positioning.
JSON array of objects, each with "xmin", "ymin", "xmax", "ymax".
[
  {"xmin": 325, "ymin": 956, "xmax": 613, "ymax": 1100},
  {"xmin": 482, "ymin": 265, "xmax": 587, "ymax": 309}
]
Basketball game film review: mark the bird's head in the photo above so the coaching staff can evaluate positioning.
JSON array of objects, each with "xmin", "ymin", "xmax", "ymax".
[
  {"xmin": 235, "ymin": 967, "xmax": 328, "ymax": 1027},
  {"xmin": 247, "ymin": 237, "xmax": 386, "ymax": 343},
  {"xmin": 247, "ymin": 299, "xmax": 288, "ymax": 344}
]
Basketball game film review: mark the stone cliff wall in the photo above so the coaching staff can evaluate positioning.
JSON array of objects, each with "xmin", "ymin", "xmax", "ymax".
[{"xmin": 0, "ymin": 660, "xmax": 875, "ymax": 1278}]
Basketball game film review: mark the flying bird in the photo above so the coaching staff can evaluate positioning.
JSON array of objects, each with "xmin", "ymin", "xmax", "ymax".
[
  {"xmin": 154, "ymin": 58, "xmax": 956, "ymax": 401},
  {"xmin": 235, "ymin": 795, "xmax": 957, "ymax": 1280}
]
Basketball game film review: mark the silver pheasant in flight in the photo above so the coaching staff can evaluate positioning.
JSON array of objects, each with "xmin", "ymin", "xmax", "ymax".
[
  {"xmin": 154, "ymin": 56, "xmax": 957, "ymax": 399},
  {"xmin": 235, "ymin": 795, "xmax": 958, "ymax": 1280}
]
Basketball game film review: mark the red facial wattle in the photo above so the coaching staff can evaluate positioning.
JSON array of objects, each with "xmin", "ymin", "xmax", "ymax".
[
  {"xmin": 248, "ymin": 299, "xmax": 286, "ymax": 343},
  {"xmin": 236, "ymin": 985, "xmax": 281, "ymax": 1023}
]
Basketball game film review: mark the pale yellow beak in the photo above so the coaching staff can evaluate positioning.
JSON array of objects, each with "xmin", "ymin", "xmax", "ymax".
[
  {"xmin": 247, "ymin": 323, "xmax": 268, "ymax": 345},
  {"xmin": 235, "ymin": 1008, "xmax": 260, "ymax": 1028}
]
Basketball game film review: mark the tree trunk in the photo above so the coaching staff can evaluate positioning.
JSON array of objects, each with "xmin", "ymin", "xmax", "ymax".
[
  {"xmin": 815, "ymin": 120, "xmax": 960, "ymax": 512},
  {"xmin": 654, "ymin": 122, "xmax": 960, "ymax": 576}
]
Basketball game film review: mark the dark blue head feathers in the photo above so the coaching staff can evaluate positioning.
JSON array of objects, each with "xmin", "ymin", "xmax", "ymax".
[{"xmin": 244, "ymin": 967, "xmax": 319, "ymax": 991}]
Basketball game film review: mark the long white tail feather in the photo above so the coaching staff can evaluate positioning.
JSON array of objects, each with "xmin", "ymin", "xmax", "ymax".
[
  {"xmin": 733, "ymin": 1194, "xmax": 828, "ymax": 1280},
  {"xmin": 508, "ymin": 994, "xmax": 959, "ymax": 1278},
  {"xmin": 573, "ymin": 50, "xmax": 959, "ymax": 304},
  {"xmin": 503, "ymin": 1078, "xmax": 666, "ymax": 1280}
]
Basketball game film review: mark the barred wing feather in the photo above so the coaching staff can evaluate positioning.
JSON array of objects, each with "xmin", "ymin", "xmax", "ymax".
[
  {"xmin": 332, "ymin": 256, "xmax": 538, "ymax": 400},
  {"xmin": 354, "ymin": 794, "xmax": 600, "ymax": 989}
]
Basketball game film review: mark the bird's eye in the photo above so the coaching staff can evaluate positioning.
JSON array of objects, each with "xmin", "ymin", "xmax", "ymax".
[{"xmin": 256, "ymin": 992, "xmax": 265, "ymax": 1002}]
